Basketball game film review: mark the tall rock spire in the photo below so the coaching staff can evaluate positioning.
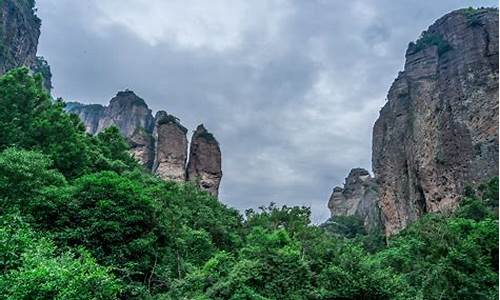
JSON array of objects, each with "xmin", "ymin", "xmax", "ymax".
[
  {"xmin": 186, "ymin": 124, "xmax": 222, "ymax": 197},
  {"xmin": 152, "ymin": 111, "xmax": 188, "ymax": 182}
]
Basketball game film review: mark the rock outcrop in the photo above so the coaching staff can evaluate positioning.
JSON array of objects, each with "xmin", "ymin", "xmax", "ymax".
[
  {"xmin": 66, "ymin": 91, "xmax": 222, "ymax": 196},
  {"xmin": 372, "ymin": 8, "xmax": 499, "ymax": 235},
  {"xmin": 327, "ymin": 168, "xmax": 381, "ymax": 231},
  {"xmin": 0, "ymin": 0, "xmax": 51, "ymax": 90},
  {"xmin": 187, "ymin": 125, "xmax": 223, "ymax": 197},
  {"xmin": 0, "ymin": 0, "xmax": 39, "ymax": 74},
  {"xmin": 153, "ymin": 111, "xmax": 188, "ymax": 182},
  {"xmin": 67, "ymin": 91, "xmax": 156, "ymax": 168}
]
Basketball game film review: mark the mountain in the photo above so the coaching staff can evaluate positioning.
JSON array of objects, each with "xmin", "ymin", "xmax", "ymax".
[
  {"xmin": 66, "ymin": 91, "xmax": 223, "ymax": 197},
  {"xmin": 329, "ymin": 8, "xmax": 498, "ymax": 235},
  {"xmin": 327, "ymin": 168, "xmax": 381, "ymax": 231},
  {"xmin": 373, "ymin": 8, "xmax": 498, "ymax": 235},
  {"xmin": 0, "ymin": 0, "xmax": 51, "ymax": 90}
]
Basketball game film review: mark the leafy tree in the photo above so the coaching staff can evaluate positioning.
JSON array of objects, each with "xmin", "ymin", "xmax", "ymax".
[
  {"xmin": 0, "ymin": 148, "xmax": 66, "ymax": 214},
  {"xmin": 0, "ymin": 214, "xmax": 121, "ymax": 299},
  {"xmin": 377, "ymin": 214, "xmax": 498, "ymax": 299},
  {"xmin": 321, "ymin": 215, "xmax": 366, "ymax": 238},
  {"xmin": 0, "ymin": 68, "xmax": 498, "ymax": 299},
  {"xmin": 0, "ymin": 68, "xmax": 136, "ymax": 178}
]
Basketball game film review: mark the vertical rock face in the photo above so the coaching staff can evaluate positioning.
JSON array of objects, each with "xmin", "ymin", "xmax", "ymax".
[
  {"xmin": 187, "ymin": 125, "xmax": 223, "ymax": 197},
  {"xmin": 152, "ymin": 111, "xmax": 188, "ymax": 182},
  {"xmin": 372, "ymin": 8, "xmax": 499, "ymax": 235},
  {"xmin": 66, "ymin": 92, "xmax": 223, "ymax": 196},
  {"xmin": 96, "ymin": 91, "xmax": 155, "ymax": 137},
  {"xmin": 66, "ymin": 91, "xmax": 156, "ymax": 168},
  {"xmin": 65, "ymin": 102, "xmax": 106, "ymax": 134},
  {"xmin": 0, "ymin": 0, "xmax": 40, "ymax": 74},
  {"xmin": 0, "ymin": 0, "xmax": 51, "ymax": 91},
  {"xmin": 328, "ymin": 168, "xmax": 381, "ymax": 231}
]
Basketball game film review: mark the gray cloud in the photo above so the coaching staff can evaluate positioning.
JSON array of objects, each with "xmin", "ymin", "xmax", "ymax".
[{"xmin": 36, "ymin": 0, "xmax": 497, "ymax": 223}]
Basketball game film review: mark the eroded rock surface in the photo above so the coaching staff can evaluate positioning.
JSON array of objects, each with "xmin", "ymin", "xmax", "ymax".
[
  {"xmin": 328, "ymin": 168, "xmax": 381, "ymax": 231},
  {"xmin": 66, "ymin": 92, "xmax": 223, "ymax": 196},
  {"xmin": 187, "ymin": 125, "xmax": 222, "ymax": 197},
  {"xmin": 0, "ymin": 0, "xmax": 39, "ymax": 74},
  {"xmin": 66, "ymin": 91, "xmax": 156, "ymax": 168},
  {"xmin": 0, "ymin": 0, "xmax": 51, "ymax": 91},
  {"xmin": 152, "ymin": 111, "xmax": 188, "ymax": 182},
  {"xmin": 372, "ymin": 8, "xmax": 499, "ymax": 235}
]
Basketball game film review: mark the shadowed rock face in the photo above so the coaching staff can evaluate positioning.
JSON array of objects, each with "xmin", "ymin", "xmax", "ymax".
[
  {"xmin": 0, "ymin": 0, "xmax": 51, "ymax": 90},
  {"xmin": 187, "ymin": 125, "xmax": 222, "ymax": 197},
  {"xmin": 152, "ymin": 111, "xmax": 188, "ymax": 182},
  {"xmin": 372, "ymin": 8, "xmax": 499, "ymax": 235},
  {"xmin": 0, "ymin": 0, "xmax": 39, "ymax": 74},
  {"xmin": 328, "ymin": 168, "xmax": 381, "ymax": 231},
  {"xmin": 65, "ymin": 102, "xmax": 106, "ymax": 134}
]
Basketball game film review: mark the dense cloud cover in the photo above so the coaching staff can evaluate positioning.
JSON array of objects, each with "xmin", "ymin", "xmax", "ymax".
[{"xmin": 36, "ymin": 0, "xmax": 496, "ymax": 222}]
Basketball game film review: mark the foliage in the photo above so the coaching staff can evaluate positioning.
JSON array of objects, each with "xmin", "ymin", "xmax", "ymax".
[
  {"xmin": 0, "ymin": 68, "xmax": 136, "ymax": 178},
  {"xmin": 157, "ymin": 114, "xmax": 188, "ymax": 134},
  {"xmin": 377, "ymin": 214, "xmax": 498, "ymax": 299},
  {"xmin": 411, "ymin": 31, "xmax": 452, "ymax": 55},
  {"xmin": 31, "ymin": 56, "xmax": 52, "ymax": 91},
  {"xmin": 0, "ymin": 68, "xmax": 497, "ymax": 299},
  {"xmin": 461, "ymin": 7, "xmax": 498, "ymax": 27},
  {"xmin": 0, "ymin": 214, "xmax": 121, "ymax": 299},
  {"xmin": 321, "ymin": 215, "xmax": 366, "ymax": 238}
]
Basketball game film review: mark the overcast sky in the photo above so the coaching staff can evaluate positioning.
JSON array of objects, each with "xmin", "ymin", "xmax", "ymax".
[{"xmin": 36, "ymin": 0, "xmax": 496, "ymax": 223}]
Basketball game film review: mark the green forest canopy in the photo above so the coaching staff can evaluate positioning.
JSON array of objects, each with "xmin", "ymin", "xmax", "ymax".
[{"xmin": 0, "ymin": 68, "xmax": 498, "ymax": 299}]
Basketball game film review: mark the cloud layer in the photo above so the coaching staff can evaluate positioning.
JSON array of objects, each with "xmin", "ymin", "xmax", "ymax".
[{"xmin": 36, "ymin": 0, "xmax": 497, "ymax": 222}]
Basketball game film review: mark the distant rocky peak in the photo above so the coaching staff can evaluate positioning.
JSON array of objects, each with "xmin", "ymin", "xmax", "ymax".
[
  {"xmin": 110, "ymin": 90, "xmax": 149, "ymax": 110},
  {"xmin": 327, "ymin": 168, "xmax": 381, "ymax": 231}
]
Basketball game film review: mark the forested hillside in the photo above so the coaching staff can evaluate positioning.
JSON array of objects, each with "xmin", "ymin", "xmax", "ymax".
[{"xmin": 0, "ymin": 67, "xmax": 497, "ymax": 300}]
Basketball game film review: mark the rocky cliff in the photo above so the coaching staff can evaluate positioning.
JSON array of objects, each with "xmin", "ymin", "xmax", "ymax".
[
  {"xmin": 372, "ymin": 8, "xmax": 499, "ymax": 235},
  {"xmin": 187, "ymin": 125, "xmax": 223, "ymax": 197},
  {"xmin": 153, "ymin": 111, "xmax": 188, "ymax": 182},
  {"xmin": 0, "ymin": 0, "xmax": 51, "ymax": 89},
  {"xmin": 327, "ymin": 168, "xmax": 381, "ymax": 231},
  {"xmin": 66, "ymin": 91, "xmax": 222, "ymax": 196},
  {"xmin": 67, "ymin": 91, "xmax": 156, "ymax": 168}
]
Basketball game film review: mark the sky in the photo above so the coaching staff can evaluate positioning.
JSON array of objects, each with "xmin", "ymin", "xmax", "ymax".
[{"xmin": 35, "ymin": 0, "xmax": 497, "ymax": 223}]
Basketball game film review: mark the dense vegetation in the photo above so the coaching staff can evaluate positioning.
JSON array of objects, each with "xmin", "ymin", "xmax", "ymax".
[{"xmin": 0, "ymin": 68, "xmax": 498, "ymax": 299}]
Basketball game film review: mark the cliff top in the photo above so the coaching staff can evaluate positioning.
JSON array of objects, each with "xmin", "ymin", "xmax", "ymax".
[
  {"xmin": 155, "ymin": 110, "xmax": 188, "ymax": 134},
  {"xmin": 193, "ymin": 124, "xmax": 219, "ymax": 145},
  {"xmin": 110, "ymin": 90, "xmax": 148, "ymax": 107}
]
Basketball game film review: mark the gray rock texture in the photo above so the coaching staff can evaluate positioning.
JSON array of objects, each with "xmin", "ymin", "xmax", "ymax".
[
  {"xmin": 67, "ymin": 91, "xmax": 156, "ymax": 168},
  {"xmin": 0, "ymin": 0, "xmax": 51, "ymax": 90},
  {"xmin": 328, "ymin": 168, "xmax": 381, "ymax": 231},
  {"xmin": 152, "ymin": 111, "xmax": 188, "ymax": 182},
  {"xmin": 372, "ymin": 8, "xmax": 499, "ymax": 235},
  {"xmin": 66, "ymin": 92, "xmax": 222, "ymax": 196},
  {"xmin": 187, "ymin": 125, "xmax": 223, "ymax": 197},
  {"xmin": 0, "ymin": 0, "xmax": 39, "ymax": 74}
]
